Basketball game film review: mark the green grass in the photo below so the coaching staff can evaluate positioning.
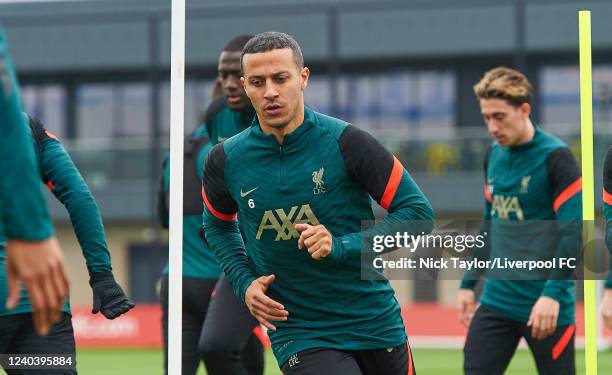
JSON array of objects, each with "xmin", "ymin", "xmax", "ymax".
[{"xmin": 65, "ymin": 348, "xmax": 612, "ymax": 374}]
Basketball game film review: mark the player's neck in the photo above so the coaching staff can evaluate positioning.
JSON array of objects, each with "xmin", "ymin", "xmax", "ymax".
[
  {"xmin": 261, "ymin": 105, "xmax": 305, "ymax": 144},
  {"xmin": 514, "ymin": 119, "xmax": 536, "ymax": 146}
]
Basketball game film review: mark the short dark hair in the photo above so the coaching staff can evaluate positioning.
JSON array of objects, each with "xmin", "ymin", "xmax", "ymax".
[
  {"xmin": 241, "ymin": 31, "xmax": 304, "ymax": 71},
  {"xmin": 223, "ymin": 34, "xmax": 254, "ymax": 52}
]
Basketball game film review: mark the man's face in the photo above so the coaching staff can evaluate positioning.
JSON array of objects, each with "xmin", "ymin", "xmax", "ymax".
[
  {"xmin": 479, "ymin": 98, "xmax": 531, "ymax": 147},
  {"xmin": 241, "ymin": 48, "xmax": 309, "ymax": 130},
  {"xmin": 218, "ymin": 51, "xmax": 249, "ymax": 111}
]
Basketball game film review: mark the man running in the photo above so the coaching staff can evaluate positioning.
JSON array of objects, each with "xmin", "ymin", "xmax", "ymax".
[
  {"xmin": 0, "ymin": 27, "xmax": 69, "ymax": 337},
  {"xmin": 457, "ymin": 67, "xmax": 581, "ymax": 375},
  {"xmin": 0, "ymin": 114, "xmax": 134, "ymax": 374},
  {"xmin": 203, "ymin": 31, "xmax": 433, "ymax": 375}
]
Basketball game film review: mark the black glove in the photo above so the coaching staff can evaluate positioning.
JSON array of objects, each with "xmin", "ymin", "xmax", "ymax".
[{"xmin": 89, "ymin": 272, "xmax": 135, "ymax": 319}]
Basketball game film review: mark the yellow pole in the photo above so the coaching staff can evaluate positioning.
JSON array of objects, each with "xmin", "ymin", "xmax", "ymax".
[{"xmin": 579, "ymin": 10, "xmax": 597, "ymax": 375}]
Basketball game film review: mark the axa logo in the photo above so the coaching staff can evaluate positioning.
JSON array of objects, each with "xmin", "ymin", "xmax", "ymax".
[
  {"xmin": 491, "ymin": 194, "xmax": 524, "ymax": 220},
  {"xmin": 256, "ymin": 204, "xmax": 320, "ymax": 241},
  {"xmin": 312, "ymin": 167, "xmax": 326, "ymax": 195}
]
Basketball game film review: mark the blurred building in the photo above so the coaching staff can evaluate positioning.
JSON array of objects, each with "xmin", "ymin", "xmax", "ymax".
[{"xmin": 1, "ymin": 0, "xmax": 611, "ymax": 307}]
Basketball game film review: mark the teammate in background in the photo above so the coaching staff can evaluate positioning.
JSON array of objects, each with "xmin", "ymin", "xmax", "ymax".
[
  {"xmin": 456, "ymin": 67, "xmax": 581, "ymax": 375},
  {"xmin": 0, "ymin": 28, "xmax": 69, "ymax": 336},
  {"xmin": 600, "ymin": 147, "xmax": 612, "ymax": 327},
  {"xmin": 0, "ymin": 114, "xmax": 134, "ymax": 373},
  {"xmin": 158, "ymin": 34, "xmax": 263, "ymax": 375},
  {"xmin": 203, "ymin": 35, "xmax": 256, "ymax": 145},
  {"xmin": 203, "ymin": 31, "xmax": 433, "ymax": 374},
  {"xmin": 211, "ymin": 77, "xmax": 223, "ymax": 102}
]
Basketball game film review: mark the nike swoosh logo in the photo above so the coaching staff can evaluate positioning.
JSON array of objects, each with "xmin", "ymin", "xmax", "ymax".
[{"xmin": 240, "ymin": 187, "xmax": 259, "ymax": 197}]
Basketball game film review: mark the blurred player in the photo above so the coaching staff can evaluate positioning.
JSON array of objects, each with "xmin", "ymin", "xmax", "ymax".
[
  {"xmin": 203, "ymin": 35, "xmax": 256, "ymax": 144},
  {"xmin": 600, "ymin": 147, "xmax": 612, "ymax": 327},
  {"xmin": 158, "ymin": 34, "xmax": 263, "ymax": 375},
  {"xmin": 203, "ymin": 31, "xmax": 433, "ymax": 374},
  {"xmin": 0, "ymin": 114, "xmax": 134, "ymax": 373},
  {"xmin": 0, "ymin": 27, "xmax": 69, "ymax": 337},
  {"xmin": 457, "ymin": 67, "xmax": 581, "ymax": 375}
]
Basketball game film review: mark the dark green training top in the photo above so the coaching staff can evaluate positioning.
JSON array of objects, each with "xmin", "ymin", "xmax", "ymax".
[
  {"xmin": 157, "ymin": 96, "xmax": 254, "ymax": 278},
  {"xmin": 204, "ymin": 97, "xmax": 256, "ymax": 145},
  {"xmin": 0, "ymin": 114, "xmax": 112, "ymax": 316},
  {"xmin": 0, "ymin": 29, "xmax": 53, "ymax": 241},
  {"xmin": 158, "ymin": 126, "xmax": 221, "ymax": 279},
  {"xmin": 603, "ymin": 146, "xmax": 612, "ymax": 288},
  {"xmin": 202, "ymin": 106, "xmax": 434, "ymax": 366},
  {"xmin": 461, "ymin": 126, "xmax": 582, "ymax": 326}
]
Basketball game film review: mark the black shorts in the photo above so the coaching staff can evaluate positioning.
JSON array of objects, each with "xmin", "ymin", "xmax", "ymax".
[
  {"xmin": 198, "ymin": 273, "xmax": 263, "ymax": 375},
  {"xmin": 0, "ymin": 312, "xmax": 76, "ymax": 375},
  {"xmin": 160, "ymin": 275, "xmax": 217, "ymax": 375},
  {"xmin": 464, "ymin": 304, "xmax": 575, "ymax": 375},
  {"xmin": 160, "ymin": 274, "xmax": 264, "ymax": 375},
  {"xmin": 281, "ymin": 342, "xmax": 415, "ymax": 375}
]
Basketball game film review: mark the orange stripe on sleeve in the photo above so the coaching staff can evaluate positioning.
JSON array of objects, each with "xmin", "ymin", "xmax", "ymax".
[
  {"xmin": 553, "ymin": 177, "xmax": 582, "ymax": 213},
  {"xmin": 552, "ymin": 325, "xmax": 575, "ymax": 360},
  {"xmin": 201, "ymin": 187, "xmax": 237, "ymax": 222},
  {"xmin": 46, "ymin": 181, "xmax": 55, "ymax": 190},
  {"xmin": 380, "ymin": 156, "xmax": 404, "ymax": 210},
  {"xmin": 45, "ymin": 130, "xmax": 59, "ymax": 141},
  {"xmin": 484, "ymin": 184, "xmax": 492, "ymax": 203},
  {"xmin": 604, "ymin": 189, "xmax": 612, "ymax": 205}
]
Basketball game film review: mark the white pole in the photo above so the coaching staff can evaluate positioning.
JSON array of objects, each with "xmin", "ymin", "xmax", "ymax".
[{"xmin": 169, "ymin": 0, "xmax": 185, "ymax": 374}]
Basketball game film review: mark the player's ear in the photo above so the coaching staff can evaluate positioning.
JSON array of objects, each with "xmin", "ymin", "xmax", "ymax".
[
  {"xmin": 300, "ymin": 67, "xmax": 310, "ymax": 91},
  {"xmin": 240, "ymin": 77, "xmax": 250, "ymax": 98},
  {"xmin": 519, "ymin": 102, "xmax": 531, "ymax": 117}
]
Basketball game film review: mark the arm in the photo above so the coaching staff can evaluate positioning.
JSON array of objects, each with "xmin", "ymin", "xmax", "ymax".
[
  {"xmin": 37, "ymin": 121, "xmax": 111, "ymax": 274},
  {"xmin": 202, "ymin": 144, "xmax": 287, "ymax": 330},
  {"xmin": 527, "ymin": 147, "xmax": 581, "ymax": 340},
  {"xmin": 460, "ymin": 145, "xmax": 492, "ymax": 290},
  {"xmin": 456, "ymin": 146, "xmax": 491, "ymax": 327},
  {"xmin": 0, "ymin": 33, "xmax": 53, "ymax": 240},
  {"xmin": 540, "ymin": 147, "xmax": 582, "ymax": 301},
  {"xmin": 322, "ymin": 125, "xmax": 434, "ymax": 263},
  {"xmin": 202, "ymin": 144, "xmax": 254, "ymax": 301},
  {"xmin": 36, "ymin": 118, "xmax": 133, "ymax": 319},
  {"xmin": 1, "ymin": 31, "xmax": 68, "ymax": 336}
]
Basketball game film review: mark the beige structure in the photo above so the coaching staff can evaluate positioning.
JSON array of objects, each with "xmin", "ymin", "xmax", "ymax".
[{"xmin": 55, "ymin": 223, "xmax": 152, "ymax": 307}]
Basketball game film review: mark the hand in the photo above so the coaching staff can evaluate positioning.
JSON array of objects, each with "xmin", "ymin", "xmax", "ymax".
[
  {"xmin": 601, "ymin": 289, "xmax": 612, "ymax": 329},
  {"xmin": 457, "ymin": 289, "xmax": 477, "ymax": 328},
  {"xmin": 527, "ymin": 296, "xmax": 560, "ymax": 340},
  {"xmin": 6, "ymin": 237, "xmax": 69, "ymax": 336},
  {"xmin": 89, "ymin": 272, "xmax": 135, "ymax": 319},
  {"xmin": 245, "ymin": 275, "xmax": 288, "ymax": 331},
  {"xmin": 295, "ymin": 223, "xmax": 332, "ymax": 260}
]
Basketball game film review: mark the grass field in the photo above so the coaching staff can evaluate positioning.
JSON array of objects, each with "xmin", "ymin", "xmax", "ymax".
[{"xmin": 67, "ymin": 348, "xmax": 612, "ymax": 374}]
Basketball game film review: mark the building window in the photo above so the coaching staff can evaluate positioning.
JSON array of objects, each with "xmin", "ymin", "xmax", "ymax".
[{"xmin": 21, "ymin": 85, "xmax": 66, "ymax": 136}]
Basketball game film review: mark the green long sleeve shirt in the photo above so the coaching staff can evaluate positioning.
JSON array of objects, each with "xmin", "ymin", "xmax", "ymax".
[
  {"xmin": 0, "ymin": 115, "xmax": 112, "ymax": 316},
  {"xmin": 203, "ymin": 106, "xmax": 434, "ymax": 366},
  {"xmin": 0, "ymin": 28, "xmax": 53, "ymax": 241},
  {"xmin": 460, "ymin": 126, "xmax": 581, "ymax": 326}
]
